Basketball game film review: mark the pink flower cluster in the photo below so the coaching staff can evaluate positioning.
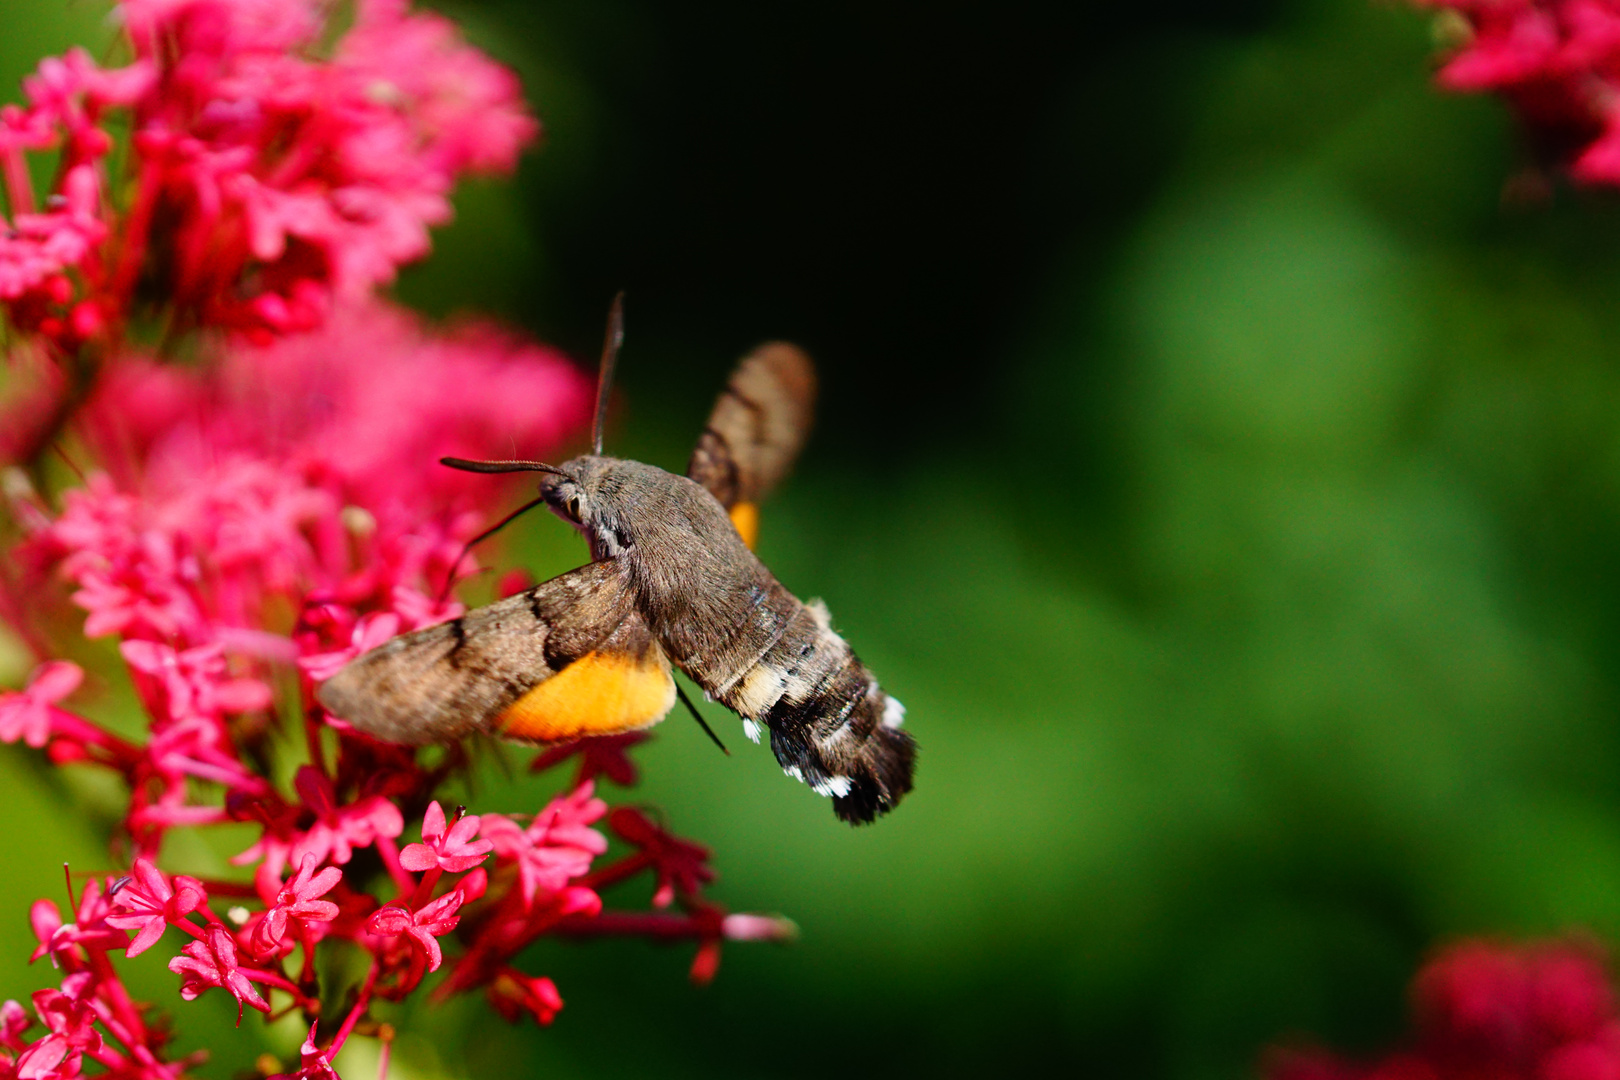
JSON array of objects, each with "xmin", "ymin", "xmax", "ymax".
[
  {"xmin": 7, "ymin": 872, "xmax": 204, "ymax": 1080},
  {"xmin": 1419, "ymin": 0, "xmax": 1620, "ymax": 184},
  {"xmin": 0, "ymin": 303, "xmax": 793, "ymax": 1077},
  {"xmin": 1266, "ymin": 939, "xmax": 1620, "ymax": 1080},
  {"xmin": 0, "ymin": 0, "xmax": 536, "ymax": 352},
  {"xmin": 0, "ymin": 1, "xmax": 798, "ymax": 1075}
]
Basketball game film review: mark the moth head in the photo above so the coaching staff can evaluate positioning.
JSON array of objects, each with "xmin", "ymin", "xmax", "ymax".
[
  {"xmin": 537, "ymin": 464, "xmax": 589, "ymax": 526},
  {"xmin": 439, "ymin": 455, "xmax": 629, "ymax": 559},
  {"xmin": 541, "ymin": 456, "xmax": 630, "ymax": 557}
]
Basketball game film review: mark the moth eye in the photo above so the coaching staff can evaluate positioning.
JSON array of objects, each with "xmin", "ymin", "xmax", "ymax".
[{"xmin": 567, "ymin": 495, "xmax": 582, "ymax": 520}]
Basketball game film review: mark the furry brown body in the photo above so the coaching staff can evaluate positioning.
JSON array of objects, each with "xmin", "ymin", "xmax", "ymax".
[{"xmin": 562, "ymin": 457, "xmax": 913, "ymax": 822}]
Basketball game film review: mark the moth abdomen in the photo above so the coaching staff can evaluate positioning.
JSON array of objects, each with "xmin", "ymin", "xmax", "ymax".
[
  {"xmin": 707, "ymin": 598, "xmax": 914, "ymax": 824},
  {"xmin": 761, "ymin": 674, "xmax": 915, "ymax": 824},
  {"xmin": 828, "ymin": 707, "xmax": 916, "ymax": 824}
]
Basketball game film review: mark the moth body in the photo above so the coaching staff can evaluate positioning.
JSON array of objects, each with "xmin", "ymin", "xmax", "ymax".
[
  {"xmin": 538, "ymin": 455, "xmax": 916, "ymax": 822},
  {"xmin": 316, "ymin": 342, "xmax": 916, "ymax": 823}
]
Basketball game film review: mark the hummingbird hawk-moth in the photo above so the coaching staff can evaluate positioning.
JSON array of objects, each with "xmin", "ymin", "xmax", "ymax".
[{"xmin": 316, "ymin": 302, "xmax": 917, "ymax": 824}]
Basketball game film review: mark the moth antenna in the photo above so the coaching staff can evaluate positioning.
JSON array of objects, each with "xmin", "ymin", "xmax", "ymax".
[
  {"xmin": 592, "ymin": 291, "xmax": 625, "ymax": 456},
  {"xmin": 440, "ymin": 457, "xmax": 574, "ymax": 479},
  {"xmin": 436, "ymin": 494, "xmax": 547, "ymax": 605},
  {"xmin": 674, "ymin": 681, "xmax": 729, "ymax": 756}
]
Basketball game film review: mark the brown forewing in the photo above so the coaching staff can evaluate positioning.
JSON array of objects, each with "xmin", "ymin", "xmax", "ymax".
[{"xmin": 315, "ymin": 559, "xmax": 632, "ymax": 745}]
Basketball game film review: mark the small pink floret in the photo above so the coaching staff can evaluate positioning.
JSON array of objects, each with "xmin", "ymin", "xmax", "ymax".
[
  {"xmin": 481, "ymin": 782, "xmax": 607, "ymax": 909},
  {"xmin": 367, "ymin": 890, "xmax": 462, "ymax": 972},
  {"xmin": 400, "ymin": 800, "xmax": 493, "ymax": 873},
  {"xmin": 168, "ymin": 926, "xmax": 268, "ymax": 1021},
  {"xmin": 0, "ymin": 662, "xmax": 82, "ymax": 749},
  {"xmin": 106, "ymin": 857, "xmax": 206, "ymax": 958},
  {"xmin": 250, "ymin": 854, "xmax": 342, "ymax": 959}
]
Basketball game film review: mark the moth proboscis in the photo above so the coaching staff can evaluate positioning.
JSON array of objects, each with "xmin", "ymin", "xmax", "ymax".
[{"xmin": 316, "ymin": 306, "xmax": 916, "ymax": 824}]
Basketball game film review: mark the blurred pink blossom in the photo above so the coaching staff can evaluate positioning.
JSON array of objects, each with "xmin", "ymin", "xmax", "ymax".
[
  {"xmin": 288, "ymin": 765, "xmax": 405, "ymax": 870},
  {"xmin": 1266, "ymin": 939, "xmax": 1620, "ymax": 1080},
  {"xmin": 1419, "ymin": 0, "xmax": 1620, "ymax": 185},
  {"xmin": 0, "ymin": 662, "xmax": 82, "ymax": 749},
  {"xmin": 487, "ymin": 968, "xmax": 565, "ymax": 1027},
  {"xmin": 610, "ymin": 806, "xmax": 717, "ymax": 909}
]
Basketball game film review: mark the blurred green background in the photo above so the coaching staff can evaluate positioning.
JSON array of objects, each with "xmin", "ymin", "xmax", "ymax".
[{"xmin": 15, "ymin": 0, "xmax": 1620, "ymax": 1078}]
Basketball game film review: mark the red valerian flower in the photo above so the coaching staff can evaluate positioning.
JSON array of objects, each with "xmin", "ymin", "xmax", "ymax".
[
  {"xmin": 481, "ymin": 782, "xmax": 608, "ymax": 907},
  {"xmin": 1264, "ymin": 938, "xmax": 1620, "ymax": 1080},
  {"xmin": 0, "ymin": 164, "xmax": 106, "ymax": 306},
  {"xmin": 367, "ymin": 891, "xmax": 463, "ymax": 973},
  {"xmin": 105, "ymin": 858, "xmax": 206, "ymax": 958},
  {"xmin": 487, "ymin": 968, "xmax": 564, "ymax": 1027},
  {"xmin": 610, "ymin": 807, "xmax": 717, "ymax": 908},
  {"xmin": 120, "ymin": 641, "xmax": 272, "ymax": 723},
  {"xmin": 249, "ymin": 855, "xmax": 341, "ymax": 960},
  {"xmin": 0, "ymin": 999, "xmax": 30, "ymax": 1052},
  {"xmin": 276, "ymin": 1022, "xmax": 340, "ymax": 1080},
  {"xmin": 530, "ymin": 732, "xmax": 650, "ymax": 787},
  {"xmin": 401, "ymin": 801, "xmax": 493, "ymax": 874},
  {"xmin": 168, "ymin": 927, "xmax": 268, "ymax": 1020},
  {"xmin": 1416, "ymin": 0, "xmax": 1620, "ymax": 186},
  {"xmin": 29, "ymin": 880, "xmax": 127, "ymax": 965},
  {"xmin": 0, "ymin": 0, "xmax": 539, "ymax": 350},
  {"xmin": 288, "ymin": 766, "xmax": 405, "ymax": 871},
  {"xmin": 0, "ymin": 663, "xmax": 81, "ymax": 749},
  {"xmin": 298, "ymin": 613, "xmax": 400, "ymax": 683},
  {"xmin": 26, "ymin": 901, "xmax": 62, "ymax": 968},
  {"xmin": 17, "ymin": 982, "xmax": 102, "ymax": 1080}
]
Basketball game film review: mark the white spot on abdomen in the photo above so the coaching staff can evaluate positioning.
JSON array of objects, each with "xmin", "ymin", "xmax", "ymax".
[
  {"xmin": 807, "ymin": 598, "xmax": 833, "ymax": 630},
  {"xmin": 733, "ymin": 664, "xmax": 786, "ymax": 717},
  {"xmin": 811, "ymin": 775, "xmax": 853, "ymax": 798},
  {"xmin": 882, "ymin": 694, "xmax": 906, "ymax": 729},
  {"xmin": 742, "ymin": 719, "xmax": 762, "ymax": 744}
]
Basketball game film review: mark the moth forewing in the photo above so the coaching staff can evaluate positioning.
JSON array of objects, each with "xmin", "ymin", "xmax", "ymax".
[
  {"xmin": 316, "ymin": 560, "xmax": 659, "ymax": 745},
  {"xmin": 315, "ymin": 616, "xmax": 497, "ymax": 745}
]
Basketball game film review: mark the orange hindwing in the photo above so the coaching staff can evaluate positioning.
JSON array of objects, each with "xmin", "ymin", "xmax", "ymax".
[{"xmin": 498, "ymin": 646, "xmax": 675, "ymax": 742}]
